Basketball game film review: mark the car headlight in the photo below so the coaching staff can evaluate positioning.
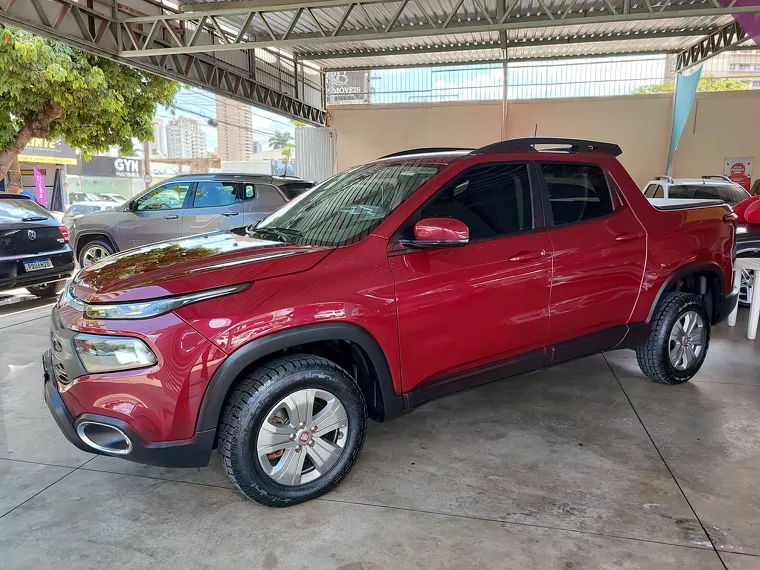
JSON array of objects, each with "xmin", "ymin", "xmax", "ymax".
[
  {"xmin": 64, "ymin": 284, "xmax": 247, "ymax": 319},
  {"xmin": 73, "ymin": 333, "xmax": 157, "ymax": 373}
]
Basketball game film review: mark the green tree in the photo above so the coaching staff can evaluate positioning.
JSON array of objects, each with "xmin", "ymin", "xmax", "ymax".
[
  {"xmin": 634, "ymin": 74, "xmax": 751, "ymax": 94},
  {"xmin": 280, "ymin": 144, "xmax": 294, "ymax": 176},
  {"xmin": 268, "ymin": 130, "xmax": 294, "ymax": 150},
  {"xmin": 0, "ymin": 26, "xmax": 179, "ymax": 188}
]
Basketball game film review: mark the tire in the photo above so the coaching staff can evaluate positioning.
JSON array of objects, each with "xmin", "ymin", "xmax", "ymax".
[
  {"xmin": 218, "ymin": 354, "xmax": 367, "ymax": 507},
  {"xmin": 636, "ymin": 292, "xmax": 711, "ymax": 385},
  {"xmin": 25, "ymin": 281, "xmax": 65, "ymax": 298},
  {"xmin": 78, "ymin": 239, "xmax": 114, "ymax": 268}
]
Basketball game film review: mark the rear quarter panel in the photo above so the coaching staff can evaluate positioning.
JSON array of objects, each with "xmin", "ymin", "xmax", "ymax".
[{"xmin": 606, "ymin": 160, "xmax": 734, "ymax": 323}]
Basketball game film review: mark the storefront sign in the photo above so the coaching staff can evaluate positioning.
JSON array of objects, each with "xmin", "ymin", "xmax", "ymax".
[
  {"xmin": 326, "ymin": 71, "xmax": 370, "ymax": 104},
  {"xmin": 82, "ymin": 156, "xmax": 143, "ymax": 178},
  {"xmin": 19, "ymin": 138, "xmax": 78, "ymax": 166},
  {"xmin": 724, "ymin": 157, "xmax": 753, "ymax": 192}
]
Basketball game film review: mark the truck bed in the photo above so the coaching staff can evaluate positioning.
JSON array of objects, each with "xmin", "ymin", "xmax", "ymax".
[{"xmin": 647, "ymin": 198, "xmax": 726, "ymax": 211}]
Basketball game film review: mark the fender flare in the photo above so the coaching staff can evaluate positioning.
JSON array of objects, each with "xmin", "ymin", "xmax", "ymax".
[
  {"xmin": 73, "ymin": 229, "xmax": 119, "ymax": 257},
  {"xmin": 646, "ymin": 261, "xmax": 726, "ymax": 323},
  {"xmin": 195, "ymin": 322, "xmax": 404, "ymax": 433}
]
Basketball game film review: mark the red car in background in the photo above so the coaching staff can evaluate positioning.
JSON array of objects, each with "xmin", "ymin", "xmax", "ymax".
[{"xmin": 44, "ymin": 138, "xmax": 738, "ymax": 506}]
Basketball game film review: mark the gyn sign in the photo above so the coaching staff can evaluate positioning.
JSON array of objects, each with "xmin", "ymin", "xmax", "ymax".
[{"xmin": 114, "ymin": 158, "xmax": 140, "ymax": 178}]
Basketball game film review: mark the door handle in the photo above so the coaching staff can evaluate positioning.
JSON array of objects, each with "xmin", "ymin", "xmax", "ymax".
[
  {"xmin": 615, "ymin": 232, "xmax": 644, "ymax": 242},
  {"xmin": 162, "ymin": 214, "xmax": 179, "ymax": 220},
  {"xmin": 509, "ymin": 250, "xmax": 546, "ymax": 263},
  {"xmin": 221, "ymin": 211, "xmax": 240, "ymax": 217}
]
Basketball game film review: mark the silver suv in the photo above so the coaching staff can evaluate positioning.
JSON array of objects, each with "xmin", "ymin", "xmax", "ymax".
[{"xmin": 68, "ymin": 174, "xmax": 312, "ymax": 266}]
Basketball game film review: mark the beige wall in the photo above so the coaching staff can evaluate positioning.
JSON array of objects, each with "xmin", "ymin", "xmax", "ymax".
[{"xmin": 328, "ymin": 89, "xmax": 760, "ymax": 188}]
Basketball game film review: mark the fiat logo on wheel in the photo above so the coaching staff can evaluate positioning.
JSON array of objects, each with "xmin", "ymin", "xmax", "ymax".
[{"xmin": 298, "ymin": 431, "xmax": 311, "ymax": 444}]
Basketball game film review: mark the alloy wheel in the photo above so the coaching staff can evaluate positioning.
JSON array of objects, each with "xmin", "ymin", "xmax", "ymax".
[
  {"xmin": 256, "ymin": 388, "xmax": 349, "ymax": 486},
  {"xmin": 668, "ymin": 310, "xmax": 706, "ymax": 371},
  {"xmin": 82, "ymin": 245, "xmax": 110, "ymax": 267},
  {"xmin": 740, "ymin": 268, "xmax": 755, "ymax": 305}
]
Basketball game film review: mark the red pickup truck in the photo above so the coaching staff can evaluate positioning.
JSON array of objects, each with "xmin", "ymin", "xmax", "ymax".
[{"xmin": 44, "ymin": 138, "xmax": 738, "ymax": 507}]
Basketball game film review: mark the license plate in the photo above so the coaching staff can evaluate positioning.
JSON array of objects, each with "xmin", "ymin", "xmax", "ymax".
[{"xmin": 24, "ymin": 258, "xmax": 54, "ymax": 272}]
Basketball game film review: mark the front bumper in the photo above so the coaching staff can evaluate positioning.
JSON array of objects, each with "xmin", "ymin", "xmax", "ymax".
[{"xmin": 43, "ymin": 349, "xmax": 216, "ymax": 468}]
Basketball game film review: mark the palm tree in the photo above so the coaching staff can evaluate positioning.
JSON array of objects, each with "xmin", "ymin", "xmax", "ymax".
[{"xmin": 268, "ymin": 130, "xmax": 293, "ymax": 150}]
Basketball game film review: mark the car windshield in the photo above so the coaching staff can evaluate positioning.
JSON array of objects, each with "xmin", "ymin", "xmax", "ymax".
[
  {"xmin": 256, "ymin": 161, "xmax": 443, "ymax": 246},
  {"xmin": 669, "ymin": 184, "xmax": 749, "ymax": 206},
  {"xmin": 0, "ymin": 198, "xmax": 51, "ymax": 223}
]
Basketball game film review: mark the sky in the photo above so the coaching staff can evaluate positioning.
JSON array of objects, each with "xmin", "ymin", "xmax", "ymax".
[{"xmin": 154, "ymin": 87, "xmax": 297, "ymax": 153}]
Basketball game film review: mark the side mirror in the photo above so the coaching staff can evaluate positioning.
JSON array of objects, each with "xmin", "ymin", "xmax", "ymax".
[{"xmin": 401, "ymin": 217, "xmax": 469, "ymax": 249}]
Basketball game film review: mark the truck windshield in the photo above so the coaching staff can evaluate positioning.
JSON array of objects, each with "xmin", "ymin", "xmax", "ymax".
[
  {"xmin": 669, "ymin": 184, "xmax": 748, "ymax": 206},
  {"xmin": 255, "ymin": 161, "xmax": 442, "ymax": 246}
]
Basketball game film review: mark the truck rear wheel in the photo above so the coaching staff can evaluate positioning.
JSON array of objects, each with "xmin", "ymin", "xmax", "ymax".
[
  {"xmin": 636, "ymin": 292, "xmax": 711, "ymax": 384},
  {"xmin": 218, "ymin": 354, "xmax": 367, "ymax": 507}
]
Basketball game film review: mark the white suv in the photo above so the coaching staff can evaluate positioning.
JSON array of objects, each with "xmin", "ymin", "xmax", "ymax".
[{"xmin": 643, "ymin": 175, "xmax": 750, "ymax": 207}]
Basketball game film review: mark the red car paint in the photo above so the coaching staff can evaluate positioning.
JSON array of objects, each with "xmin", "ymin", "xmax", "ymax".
[{"xmin": 54, "ymin": 149, "xmax": 735, "ymax": 449}]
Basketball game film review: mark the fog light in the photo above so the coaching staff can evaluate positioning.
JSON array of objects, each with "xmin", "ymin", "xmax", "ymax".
[{"xmin": 73, "ymin": 333, "xmax": 157, "ymax": 374}]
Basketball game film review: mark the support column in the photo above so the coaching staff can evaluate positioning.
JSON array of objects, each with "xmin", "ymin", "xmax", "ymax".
[{"xmin": 501, "ymin": 58, "xmax": 509, "ymax": 140}]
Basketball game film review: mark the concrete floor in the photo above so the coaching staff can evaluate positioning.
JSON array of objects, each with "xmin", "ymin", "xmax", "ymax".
[{"xmin": 1, "ymin": 301, "xmax": 759, "ymax": 570}]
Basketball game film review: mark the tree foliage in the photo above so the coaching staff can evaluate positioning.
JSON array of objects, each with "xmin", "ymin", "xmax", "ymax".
[
  {"xmin": 634, "ymin": 74, "xmax": 752, "ymax": 94},
  {"xmin": 0, "ymin": 26, "xmax": 179, "ymax": 179},
  {"xmin": 268, "ymin": 130, "xmax": 294, "ymax": 150}
]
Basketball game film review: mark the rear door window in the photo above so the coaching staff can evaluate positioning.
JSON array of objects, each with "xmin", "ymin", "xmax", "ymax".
[
  {"xmin": 540, "ymin": 163, "xmax": 614, "ymax": 226},
  {"xmin": 653, "ymin": 185, "xmax": 664, "ymax": 198},
  {"xmin": 191, "ymin": 181, "xmax": 242, "ymax": 208}
]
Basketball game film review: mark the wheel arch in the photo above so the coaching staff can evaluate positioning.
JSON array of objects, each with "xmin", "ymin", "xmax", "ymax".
[
  {"xmin": 74, "ymin": 231, "xmax": 118, "ymax": 259},
  {"xmin": 646, "ymin": 261, "xmax": 726, "ymax": 325},
  {"xmin": 196, "ymin": 323, "xmax": 404, "ymax": 433}
]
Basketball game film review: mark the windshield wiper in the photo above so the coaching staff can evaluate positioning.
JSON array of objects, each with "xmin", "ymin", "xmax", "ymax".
[{"xmin": 247, "ymin": 225, "xmax": 302, "ymax": 243}]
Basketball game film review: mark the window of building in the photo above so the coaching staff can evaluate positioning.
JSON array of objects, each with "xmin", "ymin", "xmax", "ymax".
[
  {"xmin": 420, "ymin": 163, "xmax": 532, "ymax": 239},
  {"xmin": 739, "ymin": 64, "xmax": 751, "ymax": 71},
  {"xmin": 541, "ymin": 163, "xmax": 614, "ymax": 225}
]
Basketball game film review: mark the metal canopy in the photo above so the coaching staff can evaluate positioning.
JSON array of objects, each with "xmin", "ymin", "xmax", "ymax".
[
  {"xmin": 120, "ymin": 0, "xmax": 758, "ymax": 69},
  {"xmin": 0, "ymin": 0, "xmax": 758, "ymax": 127}
]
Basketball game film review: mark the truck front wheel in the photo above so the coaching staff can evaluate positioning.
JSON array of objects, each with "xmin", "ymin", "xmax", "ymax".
[
  {"xmin": 636, "ymin": 292, "xmax": 711, "ymax": 384},
  {"xmin": 218, "ymin": 354, "xmax": 367, "ymax": 507}
]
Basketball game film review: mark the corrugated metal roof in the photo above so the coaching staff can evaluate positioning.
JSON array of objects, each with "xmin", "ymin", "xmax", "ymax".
[{"xmin": 175, "ymin": 1, "xmax": 753, "ymax": 69}]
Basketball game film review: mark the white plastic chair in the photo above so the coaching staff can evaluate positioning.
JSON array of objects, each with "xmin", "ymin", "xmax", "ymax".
[{"xmin": 727, "ymin": 258, "xmax": 760, "ymax": 340}]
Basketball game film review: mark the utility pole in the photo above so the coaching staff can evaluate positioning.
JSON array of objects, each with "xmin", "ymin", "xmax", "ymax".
[{"xmin": 143, "ymin": 138, "xmax": 152, "ymax": 188}]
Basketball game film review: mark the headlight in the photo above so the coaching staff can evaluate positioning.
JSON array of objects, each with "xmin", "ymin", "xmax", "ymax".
[
  {"xmin": 73, "ymin": 333, "xmax": 157, "ymax": 373},
  {"xmin": 64, "ymin": 283, "xmax": 247, "ymax": 320}
]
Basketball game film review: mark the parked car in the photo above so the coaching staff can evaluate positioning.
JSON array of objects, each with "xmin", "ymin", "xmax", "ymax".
[
  {"xmin": 737, "ymin": 222, "xmax": 760, "ymax": 306},
  {"xmin": 97, "ymin": 193, "xmax": 128, "ymax": 204},
  {"xmin": 0, "ymin": 193, "xmax": 74, "ymax": 297},
  {"xmin": 45, "ymin": 138, "xmax": 738, "ymax": 507},
  {"xmin": 62, "ymin": 202, "xmax": 119, "ymax": 228},
  {"xmin": 67, "ymin": 174, "xmax": 312, "ymax": 267},
  {"xmin": 67, "ymin": 192, "xmax": 102, "ymax": 205},
  {"xmin": 643, "ymin": 175, "xmax": 750, "ymax": 206}
]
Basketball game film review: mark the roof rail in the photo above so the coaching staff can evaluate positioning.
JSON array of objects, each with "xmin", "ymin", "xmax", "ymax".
[
  {"xmin": 473, "ymin": 137, "xmax": 622, "ymax": 157},
  {"xmin": 702, "ymin": 175, "xmax": 733, "ymax": 183},
  {"xmin": 379, "ymin": 147, "xmax": 473, "ymax": 159},
  {"xmin": 654, "ymin": 175, "xmax": 674, "ymax": 183}
]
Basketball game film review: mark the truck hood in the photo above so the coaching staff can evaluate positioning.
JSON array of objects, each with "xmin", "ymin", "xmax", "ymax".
[{"xmin": 72, "ymin": 231, "xmax": 333, "ymax": 303}]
